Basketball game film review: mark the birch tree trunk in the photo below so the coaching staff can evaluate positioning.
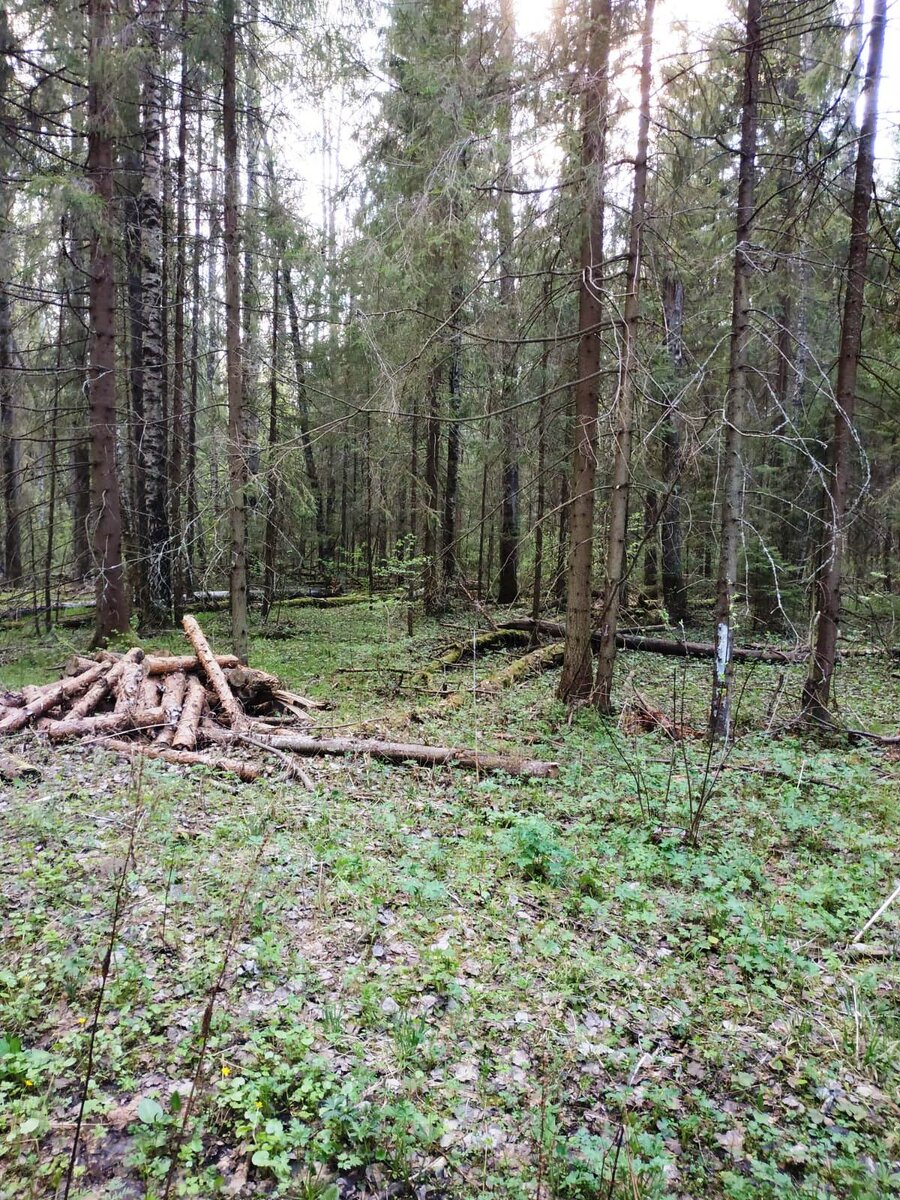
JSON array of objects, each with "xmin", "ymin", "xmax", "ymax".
[
  {"xmin": 593, "ymin": 0, "xmax": 655, "ymax": 713},
  {"xmin": 86, "ymin": 0, "xmax": 130, "ymax": 641},
  {"xmin": 802, "ymin": 0, "xmax": 886, "ymax": 721},
  {"xmin": 709, "ymin": 0, "xmax": 761, "ymax": 740},
  {"xmin": 558, "ymin": 0, "xmax": 611, "ymax": 702}
]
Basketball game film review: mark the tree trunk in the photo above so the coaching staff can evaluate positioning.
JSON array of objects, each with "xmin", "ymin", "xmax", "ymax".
[
  {"xmin": 186, "ymin": 101, "xmax": 203, "ymax": 586},
  {"xmin": 0, "ymin": 14, "xmax": 21, "ymax": 587},
  {"xmin": 496, "ymin": 0, "xmax": 519, "ymax": 604},
  {"xmin": 86, "ymin": 0, "xmax": 130, "ymax": 642},
  {"xmin": 593, "ymin": 0, "xmax": 654, "ymax": 713},
  {"xmin": 422, "ymin": 365, "xmax": 442, "ymax": 614},
  {"xmin": 171, "ymin": 0, "xmax": 191, "ymax": 619},
  {"xmin": 709, "ymin": 0, "xmax": 761, "ymax": 740},
  {"xmin": 558, "ymin": 0, "xmax": 611, "ymax": 701},
  {"xmin": 802, "ymin": 0, "xmax": 886, "ymax": 720},
  {"xmin": 139, "ymin": 0, "xmax": 172, "ymax": 625},
  {"xmin": 0, "ymin": 238, "xmax": 20, "ymax": 585},
  {"xmin": 223, "ymin": 0, "xmax": 248, "ymax": 662},
  {"xmin": 123, "ymin": 143, "xmax": 147, "ymax": 609},
  {"xmin": 283, "ymin": 263, "xmax": 327, "ymax": 561},
  {"xmin": 441, "ymin": 283, "xmax": 463, "ymax": 587},
  {"xmin": 660, "ymin": 274, "xmax": 687, "ymax": 623},
  {"xmin": 262, "ymin": 264, "xmax": 280, "ymax": 620},
  {"xmin": 531, "ymin": 290, "xmax": 551, "ymax": 623}
]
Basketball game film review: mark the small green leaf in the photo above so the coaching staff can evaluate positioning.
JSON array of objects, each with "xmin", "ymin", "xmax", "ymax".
[
  {"xmin": 137, "ymin": 1097, "xmax": 165, "ymax": 1124},
  {"xmin": 19, "ymin": 1117, "xmax": 40, "ymax": 1135},
  {"xmin": 251, "ymin": 1148, "xmax": 271, "ymax": 1167}
]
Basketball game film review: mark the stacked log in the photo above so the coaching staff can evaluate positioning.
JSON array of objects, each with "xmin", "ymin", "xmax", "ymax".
[{"xmin": 0, "ymin": 615, "xmax": 559, "ymax": 782}]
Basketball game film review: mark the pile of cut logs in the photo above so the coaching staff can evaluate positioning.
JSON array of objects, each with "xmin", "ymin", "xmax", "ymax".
[{"xmin": 0, "ymin": 615, "xmax": 558, "ymax": 782}]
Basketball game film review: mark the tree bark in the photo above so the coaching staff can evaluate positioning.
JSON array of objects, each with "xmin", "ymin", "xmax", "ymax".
[
  {"xmin": 442, "ymin": 283, "xmax": 464, "ymax": 586},
  {"xmin": 255, "ymin": 731, "xmax": 558, "ymax": 779},
  {"xmin": 0, "ymin": 6, "xmax": 19, "ymax": 584},
  {"xmin": 660, "ymin": 275, "xmax": 687, "ymax": 623},
  {"xmin": 802, "ymin": 0, "xmax": 886, "ymax": 720},
  {"xmin": 86, "ymin": 0, "xmax": 130, "ymax": 642},
  {"xmin": 171, "ymin": 0, "xmax": 191, "ymax": 619},
  {"xmin": 222, "ymin": 0, "xmax": 248, "ymax": 662},
  {"xmin": 182, "ymin": 613, "xmax": 245, "ymax": 727},
  {"xmin": 558, "ymin": 0, "xmax": 611, "ymax": 701},
  {"xmin": 262, "ymin": 263, "xmax": 280, "ymax": 619},
  {"xmin": 496, "ymin": 0, "xmax": 519, "ymax": 604},
  {"xmin": 422, "ymin": 364, "xmax": 443, "ymax": 614},
  {"xmin": 593, "ymin": 0, "xmax": 654, "ymax": 712},
  {"xmin": 139, "ymin": 0, "xmax": 172, "ymax": 625},
  {"xmin": 710, "ymin": 0, "xmax": 761, "ymax": 740},
  {"xmin": 283, "ymin": 263, "xmax": 327, "ymax": 561}
]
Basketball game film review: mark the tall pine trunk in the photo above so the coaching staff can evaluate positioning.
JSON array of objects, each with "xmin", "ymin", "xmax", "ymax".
[
  {"xmin": 802, "ymin": 0, "xmax": 886, "ymax": 720},
  {"xmin": 709, "ymin": 0, "xmax": 761, "ymax": 739},
  {"xmin": 593, "ymin": 0, "xmax": 654, "ymax": 712},
  {"xmin": 86, "ymin": 0, "xmax": 129, "ymax": 641},
  {"xmin": 558, "ymin": 0, "xmax": 611, "ymax": 701}
]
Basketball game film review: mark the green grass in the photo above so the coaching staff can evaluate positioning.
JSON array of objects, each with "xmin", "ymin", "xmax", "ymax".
[{"xmin": 0, "ymin": 602, "xmax": 898, "ymax": 1198}]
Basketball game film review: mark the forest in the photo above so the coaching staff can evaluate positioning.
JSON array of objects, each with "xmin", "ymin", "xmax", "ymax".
[{"xmin": 0, "ymin": 0, "xmax": 899, "ymax": 1197}]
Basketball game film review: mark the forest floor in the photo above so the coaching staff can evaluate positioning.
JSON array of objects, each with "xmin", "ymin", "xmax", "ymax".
[{"xmin": 0, "ymin": 598, "xmax": 899, "ymax": 1200}]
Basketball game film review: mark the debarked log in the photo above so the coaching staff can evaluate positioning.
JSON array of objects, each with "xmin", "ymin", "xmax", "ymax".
[
  {"xmin": 46, "ymin": 706, "xmax": 168, "ymax": 740},
  {"xmin": 256, "ymin": 731, "xmax": 558, "ymax": 778},
  {"xmin": 181, "ymin": 614, "xmax": 245, "ymax": 727},
  {"xmin": 172, "ymin": 675, "xmax": 207, "ymax": 750},
  {"xmin": 0, "ymin": 661, "xmax": 110, "ymax": 734},
  {"xmin": 94, "ymin": 737, "xmax": 260, "ymax": 782}
]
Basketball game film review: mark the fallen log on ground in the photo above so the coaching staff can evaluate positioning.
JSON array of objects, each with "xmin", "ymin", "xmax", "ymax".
[
  {"xmin": 172, "ymin": 675, "xmax": 207, "ymax": 750},
  {"xmin": 94, "ymin": 736, "xmax": 260, "ymax": 782},
  {"xmin": 182, "ymin": 615, "xmax": 245, "ymax": 727},
  {"xmin": 412, "ymin": 627, "xmax": 534, "ymax": 686},
  {"xmin": 499, "ymin": 617, "xmax": 807, "ymax": 664},
  {"xmin": 438, "ymin": 642, "xmax": 565, "ymax": 712},
  {"xmin": 256, "ymin": 731, "xmax": 558, "ymax": 779},
  {"xmin": 0, "ymin": 661, "xmax": 110, "ymax": 733},
  {"xmin": 0, "ymin": 750, "xmax": 40, "ymax": 781},
  {"xmin": 155, "ymin": 671, "xmax": 187, "ymax": 747},
  {"xmin": 1, "ymin": 615, "xmax": 558, "ymax": 783},
  {"xmin": 46, "ymin": 706, "xmax": 168, "ymax": 741}
]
